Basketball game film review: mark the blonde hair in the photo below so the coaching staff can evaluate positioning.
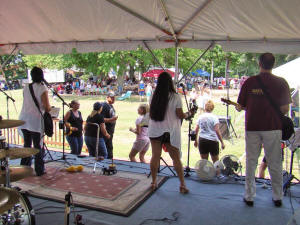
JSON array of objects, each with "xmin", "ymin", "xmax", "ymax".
[
  {"xmin": 205, "ymin": 100, "xmax": 214, "ymax": 112},
  {"xmin": 89, "ymin": 107, "xmax": 102, "ymax": 118},
  {"xmin": 139, "ymin": 104, "xmax": 149, "ymax": 115}
]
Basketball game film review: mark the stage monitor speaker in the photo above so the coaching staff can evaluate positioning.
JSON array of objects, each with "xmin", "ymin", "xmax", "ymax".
[{"xmin": 218, "ymin": 116, "xmax": 230, "ymax": 140}]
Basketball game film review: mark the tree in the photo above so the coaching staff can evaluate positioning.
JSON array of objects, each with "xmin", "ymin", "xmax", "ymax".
[{"xmin": 0, "ymin": 52, "xmax": 28, "ymax": 81}]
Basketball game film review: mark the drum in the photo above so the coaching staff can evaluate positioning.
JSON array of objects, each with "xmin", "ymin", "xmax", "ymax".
[{"xmin": 0, "ymin": 188, "xmax": 35, "ymax": 225}]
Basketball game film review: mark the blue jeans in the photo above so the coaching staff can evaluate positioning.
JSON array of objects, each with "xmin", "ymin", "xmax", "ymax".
[
  {"xmin": 84, "ymin": 136, "xmax": 107, "ymax": 158},
  {"xmin": 20, "ymin": 129, "xmax": 45, "ymax": 176},
  {"xmin": 66, "ymin": 135, "xmax": 83, "ymax": 155}
]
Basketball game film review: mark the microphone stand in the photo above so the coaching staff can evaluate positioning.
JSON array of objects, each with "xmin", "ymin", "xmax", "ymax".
[
  {"xmin": 0, "ymin": 88, "xmax": 15, "ymax": 119},
  {"xmin": 42, "ymin": 80, "xmax": 71, "ymax": 162},
  {"xmin": 0, "ymin": 88, "xmax": 15, "ymax": 147}
]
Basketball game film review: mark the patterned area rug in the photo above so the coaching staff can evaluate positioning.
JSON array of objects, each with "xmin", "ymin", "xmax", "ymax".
[{"xmin": 15, "ymin": 162, "xmax": 167, "ymax": 216}]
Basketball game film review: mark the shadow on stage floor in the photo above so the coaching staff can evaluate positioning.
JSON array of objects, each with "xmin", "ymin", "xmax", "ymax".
[{"xmin": 8, "ymin": 151, "xmax": 300, "ymax": 225}]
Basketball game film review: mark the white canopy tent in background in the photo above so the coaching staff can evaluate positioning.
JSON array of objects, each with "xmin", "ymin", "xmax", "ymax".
[
  {"xmin": 273, "ymin": 57, "xmax": 300, "ymax": 89},
  {"xmin": 1, "ymin": 0, "xmax": 300, "ymax": 56}
]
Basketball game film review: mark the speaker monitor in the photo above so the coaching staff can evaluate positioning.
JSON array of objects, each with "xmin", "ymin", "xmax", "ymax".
[{"xmin": 218, "ymin": 117, "xmax": 230, "ymax": 140}]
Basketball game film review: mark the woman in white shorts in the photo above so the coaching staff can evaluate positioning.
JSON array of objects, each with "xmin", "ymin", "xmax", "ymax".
[{"xmin": 129, "ymin": 104, "xmax": 150, "ymax": 163}]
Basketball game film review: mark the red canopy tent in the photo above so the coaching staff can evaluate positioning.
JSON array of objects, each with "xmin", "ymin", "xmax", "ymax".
[{"xmin": 142, "ymin": 69, "xmax": 175, "ymax": 78}]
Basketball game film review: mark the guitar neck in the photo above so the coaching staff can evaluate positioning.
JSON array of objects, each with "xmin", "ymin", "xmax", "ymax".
[{"xmin": 221, "ymin": 98, "xmax": 239, "ymax": 107}]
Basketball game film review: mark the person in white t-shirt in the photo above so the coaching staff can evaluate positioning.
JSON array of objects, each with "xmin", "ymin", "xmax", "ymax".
[
  {"xmin": 194, "ymin": 100, "xmax": 225, "ymax": 163},
  {"xmin": 129, "ymin": 104, "xmax": 150, "ymax": 163},
  {"xmin": 19, "ymin": 67, "xmax": 51, "ymax": 176},
  {"xmin": 148, "ymin": 72, "xmax": 194, "ymax": 194}
]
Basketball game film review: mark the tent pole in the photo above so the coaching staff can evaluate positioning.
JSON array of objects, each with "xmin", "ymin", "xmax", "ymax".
[
  {"xmin": 210, "ymin": 60, "xmax": 214, "ymax": 89},
  {"xmin": 177, "ymin": 42, "xmax": 214, "ymax": 84},
  {"xmin": 175, "ymin": 41, "xmax": 179, "ymax": 83},
  {"xmin": 225, "ymin": 57, "xmax": 230, "ymax": 117},
  {"xmin": 143, "ymin": 41, "xmax": 165, "ymax": 71}
]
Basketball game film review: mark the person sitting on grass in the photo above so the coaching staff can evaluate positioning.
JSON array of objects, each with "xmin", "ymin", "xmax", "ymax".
[{"xmin": 129, "ymin": 104, "xmax": 150, "ymax": 163}]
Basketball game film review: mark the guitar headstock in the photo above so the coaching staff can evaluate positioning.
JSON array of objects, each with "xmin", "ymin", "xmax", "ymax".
[{"xmin": 221, "ymin": 98, "xmax": 231, "ymax": 104}]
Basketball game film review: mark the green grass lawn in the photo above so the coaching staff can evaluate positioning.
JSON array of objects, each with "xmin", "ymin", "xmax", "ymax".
[{"xmin": 1, "ymin": 88, "xmax": 299, "ymax": 177}]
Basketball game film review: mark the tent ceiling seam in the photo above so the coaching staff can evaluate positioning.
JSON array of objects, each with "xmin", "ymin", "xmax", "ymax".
[
  {"xmin": 177, "ymin": 0, "xmax": 214, "ymax": 36},
  {"xmin": 158, "ymin": 0, "xmax": 177, "ymax": 40},
  {"xmin": 105, "ymin": 0, "xmax": 173, "ymax": 37}
]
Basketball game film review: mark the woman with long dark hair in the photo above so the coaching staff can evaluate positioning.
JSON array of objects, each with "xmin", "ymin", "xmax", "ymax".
[
  {"xmin": 19, "ymin": 67, "xmax": 51, "ymax": 176},
  {"xmin": 148, "ymin": 72, "xmax": 193, "ymax": 193}
]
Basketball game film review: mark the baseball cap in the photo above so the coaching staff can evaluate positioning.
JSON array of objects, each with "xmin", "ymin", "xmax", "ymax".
[
  {"xmin": 93, "ymin": 102, "xmax": 102, "ymax": 110},
  {"xmin": 107, "ymin": 91, "xmax": 115, "ymax": 98}
]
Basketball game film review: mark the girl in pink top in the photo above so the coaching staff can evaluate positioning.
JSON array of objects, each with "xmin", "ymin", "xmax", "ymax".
[{"xmin": 129, "ymin": 104, "xmax": 150, "ymax": 163}]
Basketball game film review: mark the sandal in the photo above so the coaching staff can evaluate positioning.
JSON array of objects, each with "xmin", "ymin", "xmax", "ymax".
[
  {"xmin": 179, "ymin": 185, "xmax": 189, "ymax": 194},
  {"xmin": 151, "ymin": 182, "xmax": 157, "ymax": 191}
]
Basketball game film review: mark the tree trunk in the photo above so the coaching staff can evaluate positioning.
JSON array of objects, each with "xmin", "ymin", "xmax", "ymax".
[{"xmin": 129, "ymin": 64, "xmax": 135, "ymax": 80}]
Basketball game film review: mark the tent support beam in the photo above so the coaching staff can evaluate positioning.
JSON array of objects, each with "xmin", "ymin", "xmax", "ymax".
[
  {"xmin": 105, "ymin": 0, "xmax": 173, "ymax": 37},
  {"xmin": 0, "ymin": 45, "xmax": 18, "ymax": 81},
  {"xmin": 143, "ymin": 41, "xmax": 165, "ymax": 71},
  {"xmin": 1, "ymin": 45, "xmax": 18, "ymax": 68},
  {"xmin": 158, "ymin": 0, "xmax": 177, "ymax": 40},
  {"xmin": 177, "ymin": 0, "xmax": 213, "ymax": 36},
  {"xmin": 177, "ymin": 42, "xmax": 214, "ymax": 84}
]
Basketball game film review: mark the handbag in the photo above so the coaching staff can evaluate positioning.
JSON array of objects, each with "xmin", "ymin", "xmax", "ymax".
[
  {"xmin": 256, "ymin": 76, "xmax": 294, "ymax": 140},
  {"xmin": 29, "ymin": 83, "xmax": 54, "ymax": 137}
]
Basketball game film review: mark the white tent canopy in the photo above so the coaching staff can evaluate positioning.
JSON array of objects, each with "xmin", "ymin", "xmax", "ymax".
[
  {"xmin": 2, "ymin": 0, "xmax": 300, "ymax": 55},
  {"xmin": 273, "ymin": 57, "xmax": 300, "ymax": 89}
]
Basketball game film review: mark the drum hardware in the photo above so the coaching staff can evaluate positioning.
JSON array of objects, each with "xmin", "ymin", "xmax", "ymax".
[
  {"xmin": 64, "ymin": 192, "xmax": 72, "ymax": 225},
  {"xmin": 0, "ymin": 187, "xmax": 35, "ymax": 225},
  {"xmin": 0, "ymin": 187, "xmax": 19, "ymax": 214}
]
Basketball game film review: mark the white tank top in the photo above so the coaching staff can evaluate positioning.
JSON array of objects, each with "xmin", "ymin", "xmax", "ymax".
[{"xmin": 19, "ymin": 83, "xmax": 47, "ymax": 133}]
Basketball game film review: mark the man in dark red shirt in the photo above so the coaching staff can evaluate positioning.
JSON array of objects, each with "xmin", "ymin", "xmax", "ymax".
[{"xmin": 236, "ymin": 53, "xmax": 291, "ymax": 207}]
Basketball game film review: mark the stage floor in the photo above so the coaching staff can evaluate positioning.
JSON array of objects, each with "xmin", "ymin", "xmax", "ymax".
[{"xmin": 8, "ymin": 151, "xmax": 300, "ymax": 225}]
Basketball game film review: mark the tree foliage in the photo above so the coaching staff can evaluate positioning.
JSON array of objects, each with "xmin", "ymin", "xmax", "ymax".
[{"xmin": 0, "ymin": 46, "xmax": 298, "ymax": 83}]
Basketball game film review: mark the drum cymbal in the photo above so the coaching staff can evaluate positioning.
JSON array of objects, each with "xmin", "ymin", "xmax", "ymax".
[
  {"xmin": 0, "ymin": 148, "xmax": 39, "ymax": 159},
  {"xmin": 0, "ymin": 166, "xmax": 34, "ymax": 184},
  {"xmin": 0, "ymin": 119, "xmax": 25, "ymax": 129},
  {"xmin": 0, "ymin": 187, "xmax": 20, "ymax": 214}
]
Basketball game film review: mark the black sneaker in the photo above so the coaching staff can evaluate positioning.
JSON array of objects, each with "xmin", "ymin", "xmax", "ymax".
[
  {"xmin": 243, "ymin": 198, "xmax": 254, "ymax": 207},
  {"xmin": 272, "ymin": 199, "xmax": 282, "ymax": 207}
]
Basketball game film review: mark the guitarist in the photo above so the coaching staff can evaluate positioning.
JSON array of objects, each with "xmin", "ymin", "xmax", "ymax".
[{"xmin": 236, "ymin": 53, "xmax": 291, "ymax": 207}]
